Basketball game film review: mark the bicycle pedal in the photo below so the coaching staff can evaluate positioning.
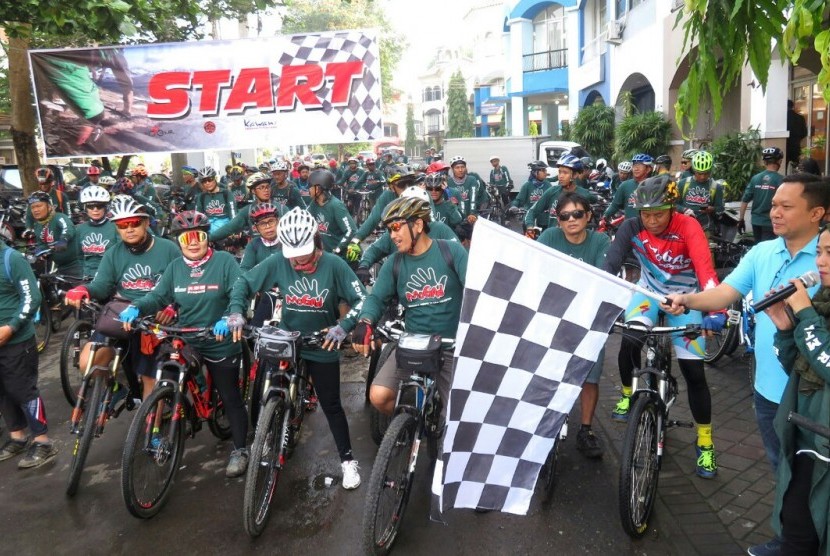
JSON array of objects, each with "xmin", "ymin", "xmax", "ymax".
[{"xmin": 668, "ymin": 420, "xmax": 694, "ymax": 428}]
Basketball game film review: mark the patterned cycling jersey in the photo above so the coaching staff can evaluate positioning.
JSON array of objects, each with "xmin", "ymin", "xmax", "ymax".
[{"xmin": 602, "ymin": 212, "xmax": 719, "ymax": 296}]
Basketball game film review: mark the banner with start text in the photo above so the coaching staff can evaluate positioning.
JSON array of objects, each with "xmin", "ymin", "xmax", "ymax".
[{"xmin": 28, "ymin": 29, "xmax": 383, "ymax": 159}]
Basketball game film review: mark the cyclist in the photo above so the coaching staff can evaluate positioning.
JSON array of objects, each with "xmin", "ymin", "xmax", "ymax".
[
  {"xmin": 194, "ymin": 166, "xmax": 237, "ymax": 235},
  {"xmin": 740, "ymin": 147, "xmax": 784, "ymax": 243},
  {"xmin": 65, "ymin": 196, "xmax": 180, "ymax": 400},
  {"xmin": 24, "ymin": 167, "xmax": 67, "ymax": 229},
  {"xmin": 226, "ymin": 165, "xmax": 250, "ymax": 208},
  {"xmin": 129, "ymin": 165, "xmax": 165, "ymax": 222},
  {"xmin": 524, "ymin": 155, "xmax": 597, "ymax": 234},
  {"xmin": 348, "ymin": 173, "xmax": 419, "ymax": 248},
  {"xmin": 339, "ymin": 157, "xmax": 365, "ymax": 210},
  {"xmin": 210, "ymin": 172, "xmax": 281, "ymax": 243},
  {"xmin": 119, "ymin": 211, "xmax": 250, "ymax": 478},
  {"xmin": 654, "ymin": 154, "xmax": 672, "ymax": 175},
  {"xmin": 354, "ymin": 158, "xmax": 386, "ymax": 203},
  {"xmin": 613, "ymin": 160, "xmax": 633, "ymax": 194},
  {"xmin": 305, "ymin": 169, "xmax": 358, "ymax": 263},
  {"xmin": 537, "ymin": 191, "xmax": 610, "ymax": 458},
  {"xmin": 27, "ymin": 191, "xmax": 83, "ymax": 279},
  {"xmin": 76, "ymin": 185, "xmax": 118, "ymax": 278},
  {"xmin": 354, "ymin": 186, "xmax": 459, "ymax": 284},
  {"xmin": 269, "ymin": 160, "xmax": 305, "ymax": 210},
  {"xmin": 85, "ymin": 165, "xmax": 102, "ymax": 187},
  {"xmin": 488, "ymin": 156, "xmax": 513, "ymax": 206},
  {"xmin": 676, "ymin": 150, "xmax": 724, "ymax": 234},
  {"xmin": 219, "ymin": 164, "xmax": 233, "ymax": 189},
  {"xmin": 181, "ymin": 166, "xmax": 200, "ymax": 210},
  {"xmin": 601, "ymin": 154, "xmax": 653, "ymax": 224},
  {"xmin": 448, "ymin": 156, "xmax": 486, "ymax": 222},
  {"xmin": 424, "ymin": 173, "xmax": 463, "ymax": 227},
  {"xmin": 602, "ymin": 175, "xmax": 722, "ymax": 479},
  {"xmin": 240, "ymin": 203, "xmax": 284, "ymax": 326},
  {"xmin": 353, "ymin": 195, "xmax": 467, "ymax": 423},
  {"xmin": 293, "ymin": 163, "xmax": 312, "ymax": 200},
  {"xmin": 677, "ymin": 149, "xmax": 697, "ymax": 181},
  {"xmin": 227, "ymin": 207, "xmax": 366, "ymax": 489},
  {"xmin": 576, "ymin": 157, "xmax": 594, "ymax": 188},
  {"xmin": 508, "ymin": 161, "xmax": 552, "ymax": 218}
]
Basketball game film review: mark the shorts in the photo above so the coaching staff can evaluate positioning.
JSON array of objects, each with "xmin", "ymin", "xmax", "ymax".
[
  {"xmin": 372, "ymin": 346, "xmax": 453, "ymax": 419},
  {"xmin": 624, "ymin": 291, "xmax": 705, "ymax": 360},
  {"xmin": 585, "ymin": 346, "xmax": 605, "ymax": 385}
]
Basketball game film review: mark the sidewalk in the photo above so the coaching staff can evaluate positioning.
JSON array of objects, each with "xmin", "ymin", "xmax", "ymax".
[{"xmin": 595, "ymin": 335, "xmax": 774, "ymax": 555}]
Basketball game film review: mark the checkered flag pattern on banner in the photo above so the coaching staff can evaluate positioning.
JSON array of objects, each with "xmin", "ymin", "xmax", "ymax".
[
  {"xmin": 431, "ymin": 219, "xmax": 633, "ymax": 518},
  {"xmin": 277, "ymin": 30, "xmax": 383, "ymax": 141}
]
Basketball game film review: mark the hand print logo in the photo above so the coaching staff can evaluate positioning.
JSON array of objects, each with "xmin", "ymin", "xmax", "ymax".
[
  {"xmin": 81, "ymin": 232, "xmax": 109, "ymax": 255},
  {"xmin": 405, "ymin": 267, "xmax": 447, "ymax": 303},
  {"xmin": 122, "ymin": 264, "xmax": 156, "ymax": 290},
  {"xmin": 314, "ymin": 213, "xmax": 329, "ymax": 233},
  {"xmin": 285, "ymin": 277, "xmax": 330, "ymax": 309},
  {"xmin": 41, "ymin": 227, "xmax": 55, "ymax": 244},
  {"xmin": 205, "ymin": 199, "xmax": 225, "ymax": 216}
]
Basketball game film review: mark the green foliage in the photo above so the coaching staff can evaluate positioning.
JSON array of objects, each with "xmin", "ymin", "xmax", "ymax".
[
  {"xmin": 0, "ymin": 60, "xmax": 9, "ymax": 116},
  {"xmin": 559, "ymin": 120, "xmax": 571, "ymax": 141},
  {"xmin": 282, "ymin": 0, "xmax": 402, "ymax": 105},
  {"xmin": 446, "ymin": 70, "xmax": 474, "ymax": 139},
  {"xmin": 528, "ymin": 121, "xmax": 539, "ymax": 136},
  {"xmin": 705, "ymin": 127, "xmax": 763, "ymax": 202},
  {"xmin": 614, "ymin": 110, "xmax": 671, "ymax": 163},
  {"xmin": 404, "ymin": 103, "xmax": 416, "ymax": 155},
  {"xmin": 571, "ymin": 102, "xmax": 615, "ymax": 161}
]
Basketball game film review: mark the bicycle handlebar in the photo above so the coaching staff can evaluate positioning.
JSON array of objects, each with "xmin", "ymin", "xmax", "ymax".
[
  {"xmin": 788, "ymin": 411, "xmax": 830, "ymax": 441},
  {"xmin": 613, "ymin": 321, "xmax": 701, "ymax": 335},
  {"xmin": 373, "ymin": 321, "xmax": 455, "ymax": 347}
]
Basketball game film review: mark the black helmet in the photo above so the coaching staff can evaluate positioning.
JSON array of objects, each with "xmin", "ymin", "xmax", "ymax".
[
  {"xmin": 580, "ymin": 156, "xmax": 594, "ymax": 170},
  {"xmin": 761, "ymin": 147, "xmax": 783, "ymax": 161},
  {"xmin": 634, "ymin": 175, "xmax": 679, "ymax": 210},
  {"xmin": 655, "ymin": 154, "xmax": 672, "ymax": 166},
  {"xmin": 171, "ymin": 210, "xmax": 210, "ymax": 233},
  {"xmin": 528, "ymin": 160, "xmax": 548, "ymax": 172},
  {"xmin": 309, "ymin": 169, "xmax": 335, "ymax": 190},
  {"xmin": 28, "ymin": 191, "xmax": 52, "ymax": 205}
]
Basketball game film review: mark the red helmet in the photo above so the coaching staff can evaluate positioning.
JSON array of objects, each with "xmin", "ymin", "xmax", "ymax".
[
  {"xmin": 426, "ymin": 161, "xmax": 450, "ymax": 174},
  {"xmin": 250, "ymin": 202, "xmax": 280, "ymax": 222},
  {"xmin": 328, "ymin": 159, "xmax": 337, "ymax": 168},
  {"xmin": 131, "ymin": 164, "xmax": 148, "ymax": 178},
  {"xmin": 87, "ymin": 166, "xmax": 101, "ymax": 176},
  {"xmin": 170, "ymin": 210, "xmax": 210, "ymax": 233}
]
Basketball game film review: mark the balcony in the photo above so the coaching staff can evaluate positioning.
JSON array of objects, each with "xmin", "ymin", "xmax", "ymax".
[{"xmin": 523, "ymin": 48, "xmax": 568, "ymax": 72}]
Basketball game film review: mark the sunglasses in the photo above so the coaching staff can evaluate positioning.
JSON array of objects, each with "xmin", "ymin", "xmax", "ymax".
[
  {"xmin": 386, "ymin": 220, "xmax": 409, "ymax": 232},
  {"xmin": 177, "ymin": 230, "xmax": 208, "ymax": 247},
  {"xmin": 85, "ymin": 203, "xmax": 108, "ymax": 210},
  {"xmin": 425, "ymin": 185, "xmax": 443, "ymax": 191},
  {"xmin": 115, "ymin": 218, "xmax": 144, "ymax": 230},
  {"xmin": 557, "ymin": 210, "xmax": 587, "ymax": 221}
]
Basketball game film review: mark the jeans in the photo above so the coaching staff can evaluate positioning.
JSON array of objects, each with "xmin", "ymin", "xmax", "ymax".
[{"xmin": 754, "ymin": 389, "xmax": 780, "ymax": 472}]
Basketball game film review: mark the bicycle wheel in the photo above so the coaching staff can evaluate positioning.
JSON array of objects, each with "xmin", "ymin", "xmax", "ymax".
[
  {"xmin": 66, "ymin": 374, "xmax": 105, "ymax": 497},
  {"xmin": 242, "ymin": 396, "xmax": 286, "ymax": 537},
  {"xmin": 207, "ymin": 386, "xmax": 233, "ymax": 440},
  {"xmin": 618, "ymin": 396, "xmax": 661, "ymax": 538},
  {"xmin": 60, "ymin": 319, "xmax": 94, "ymax": 407},
  {"xmin": 33, "ymin": 295, "xmax": 51, "ymax": 353},
  {"xmin": 539, "ymin": 435, "xmax": 561, "ymax": 503},
  {"xmin": 362, "ymin": 413, "xmax": 418, "ymax": 556},
  {"xmin": 121, "ymin": 385, "xmax": 184, "ymax": 519},
  {"xmin": 365, "ymin": 340, "xmax": 386, "ymax": 405},
  {"xmin": 369, "ymin": 343, "xmax": 396, "ymax": 445}
]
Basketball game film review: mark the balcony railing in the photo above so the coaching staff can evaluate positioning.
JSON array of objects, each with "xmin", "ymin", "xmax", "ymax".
[{"xmin": 523, "ymin": 48, "xmax": 568, "ymax": 72}]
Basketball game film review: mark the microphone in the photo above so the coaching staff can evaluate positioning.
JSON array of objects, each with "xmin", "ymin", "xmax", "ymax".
[{"xmin": 751, "ymin": 271, "xmax": 820, "ymax": 313}]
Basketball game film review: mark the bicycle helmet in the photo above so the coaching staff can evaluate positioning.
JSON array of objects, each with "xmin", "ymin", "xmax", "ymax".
[
  {"xmin": 691, "ymin": 151, "xmax": 714, "ymax": 173},
  {"xmin": 529, "ymin": 160, "xmax": 548, "ymax": 172},
  {"xmin": 365, "ymin": 158, "xmax": 376, "ymax": 166},
  {"xmin": 424, "ymin": 173, "xmax": 445, "ymax": 188},
  {"xmin": 229, "ymin": 165, "xmax": 244, "ymax": 181},
  {"xmin": 278, "ymin": 207, "xmax": 318, "ymax": 258},
  {"xmin": 86, "ymin": 166, "xmax": 101, "ymax": 176},
  {"xmin": 28, "ymin": 191, "xmax": 52, "ymax": 205},
  {"xmin": 112, "ymin": 176, "xmax": 134, "ymax": 194},
  {"xmin": 382, "ymin": 196, "xmax": 432, "ymax": 225},
  {"xmin": 197, "ymin": 166, "xmax": 217, "ymax": 181},
  {"xmin": 557, "ymin": 154, "xmax": 583, "ymax": 172},
  {"xmin": 449, "ymin": 155, "xmax": 466, "ymax": 167},
  {"xmin": 618, "ymin": 161, "xmax": 633, "ymax": 173},
  {"xmin": 108, "ymin": 195, "xmax": 149, "ymax": 221},
  {"xmin": 80, "ymin": 185, "xmax": 110, "ymax": 204},
  {"xmin": 426, "ymin": 161, "xmax": 450, "ymax": 174},
  {"xmin": 655, "ymin": 154, "xmax": 672, "ymax": 166},
  {"xmin": 270, "ymin": 160, "xmax": 289, "ymax": 172},
  {"xmin": 596, "ymin": 158, "xmax": 608, "ymax": 172},
  {"xmin": 401, "ymin": 185, "xmax": 430, "ymax": 203},
  {"xmin": 98, "ymin": 175, "xmax": 116, "ymax": 188},
  {"xmin": 35, "ymin": 167, "xmax": 54, "ymax": 184},
  {"xmin": 631, "ymin": 153, "xmax": 654, "ymax": 165},
  {"xmin": 580, "ymin": 156, "xmax": 594, "ymax": 170},
  {"xmin": 171, "ymin": 210, "xmax": 210, "ymax": 234},
  {"xmin": 131, "ymin": 164, "xmax": 148, "ymax": 178},
  {"xmin": 309, "ymin": 169, "xmax": 335, "ymax": 190},
  {"xmin": 489, "ymin": 156, "xmax": 500, "ymax": 163},
  {"xmin": 681, "ymin": 149, "xmax": 698, "ymax": 160},
  {"xmin": 762, "ymin": 147, "xmax": 783, "ymax": 161},
  {"xmin": 388, "ymin": 173, "xmax": 422, "ymax": 189},
  {"xmin": 258, "ymin": 162, "xmax": 270, "ymax": 173},
  {"xmin": 250, "ymin": 202, "xmax": 281, "ymax": 222},
  {"xmin": 181, "ymin": 165, "xmax": 198, "ymax": 176},
  {"xmin": 634, "ymin": 175, "xmax": 679, "ymax": 210},
  {"xmin": 347, "ymin": 157, "xmax": 359, "ymax": 163},
  {"xmin": 246, "ymin": 172, "xmax": 271, "ymax": 189}
]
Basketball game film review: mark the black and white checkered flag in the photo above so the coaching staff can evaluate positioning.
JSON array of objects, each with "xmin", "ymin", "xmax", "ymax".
[{"xmin": 431, "ymin": 219, "xmax": 633, "ymax": 517}]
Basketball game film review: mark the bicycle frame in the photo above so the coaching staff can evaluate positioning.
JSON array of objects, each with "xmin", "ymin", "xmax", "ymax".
[{"xmin": 69, "ymin": 340, "xmax": 125, "ymax": 435}]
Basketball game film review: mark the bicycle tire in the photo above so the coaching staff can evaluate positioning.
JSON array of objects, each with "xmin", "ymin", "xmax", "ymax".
[
  {"xmin": 33, "ymin": 295, "xmax": 51, "ymax": 353},
  {"xmin": 369, "ymin": 343, "xmax": 396, "ymax": 445},
  {"xmin": 207, "ymin": 386, "xmax": 233, "ymax": 440},
  {"xmin": 242, "ymin": 396, "xmax": 286, "ymax": 537},
  {"xmin": 539, "ymin": 435, "xmax": 561, "ymax": 503},
  {"xmin": 284, "ymin": 363, "xmax": 309, "ymax": 459},
  {"xmin": 60, "ymin": 319, "xmax": 94, "ymax": 407},
  {"xmin": 703, "ymin": 328, "xmax": 733, "ymax": 364},
  {"xmin": 365, "ymin": 341, "xmax": 386, "ymax": 405},
  {"xmin": 618, "ymin": 395, "xmax": 661, "ymax": 539},
  {"xmin": 362, "ymin": 413, "xmax": 418, "ymax": 556},
  {"xmin": 121, "ymin": 385, "xmax": 184, "ymax": 519},
  {"xmin": 66, "ymin": 374, "xmax": 105, "ymax": 497}
]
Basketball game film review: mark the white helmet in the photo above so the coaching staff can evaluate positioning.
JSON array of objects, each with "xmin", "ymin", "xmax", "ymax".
[
  {"xmin": 401, "ymin": 185, "xmax": 430, "ymax": 203},
  {"xmin": 489, "ymin": 155, "xmax": 500, "ymax": 163},
  {"xmin": 278, "ymin": 207, "xmax": 318, "ymax": 258},
  {"xmin": 618, "ymin": 161, "xmax": 633, "ymax": 173},
  {"xmin": 270, "ymin": 160, "xmax": 289, "ymax": 172},
  {"xmin": 80, "ymin": 185, "xmax": 110, "ymax": 204},
  {"xmin": 98, "ymin": 175, "xmax": 116, "ymax": 187},
  {"xmin": 449, "ymin": 155, "xmax": 466, "ymax": 167},
  {"xmin": 108, "ymin": 195, "xmax": 148, "ymax": 221},
  {"xmin": 596, "ymin": 158, "xmax": 608, "ymax": 171}
]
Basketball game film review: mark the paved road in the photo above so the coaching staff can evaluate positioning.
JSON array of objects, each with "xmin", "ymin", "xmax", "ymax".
[{"xmin": 0, "ymin": 326, "xmax": 682, "ymax": 554}]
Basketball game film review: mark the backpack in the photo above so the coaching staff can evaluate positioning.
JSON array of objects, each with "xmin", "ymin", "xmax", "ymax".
[{"xmin": 392, "ymin": 239, "xmax": 458, "ymax": 284}]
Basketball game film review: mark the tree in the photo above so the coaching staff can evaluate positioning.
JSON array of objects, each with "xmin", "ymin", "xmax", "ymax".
[
  {"xmin": 571, "ymin": 101, "xmax": 615, "ymax": 161},
  {"xmin": 614, "ymin": 110, "xmax": 672, "ymax": 163},
  {"xmin": 446, "ymin": 70, "xmax": 474, "ymax": 139},
  {"xmin": 404, "ymin": 103, "xmax": 416, "ymax": 156},
  {"xmin": 675, "ymin": 1, "xmax": 827, "ymax": 131},
  {"xmin": 282, "ymin": 0, "xmax": 403, "ymax": 106},
  {"xmin": 0, "ymin": 1, "xmax": 279, "ymax": 193}
]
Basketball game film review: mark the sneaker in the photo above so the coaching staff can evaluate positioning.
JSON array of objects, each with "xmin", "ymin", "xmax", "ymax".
[
  {"xmin": 695, "ymin": 444, "xmax": 717, "ymax": 479},
  {"xmin": 226, "ymin": 448, "xmax": 249, "ymax": 478},
  {"xmin": 747, "ymin": 537, "xmax": 783, "ymax": 556},
  {"xmin": 576, "ymin": 428, "xmax": 604, "ymax": 459},
  {"xmin": 611, "ymin": 394, "xmax": 630, "ymax": 422},
  {"xmin": 18, "ymin": 441, "xmax": 58, "ymax": 469},
  {"xmin": 0, "ymin": 438, "xmax": 29, "ymax": 461},
  {"xmin": 341, "ymin": 460, "xmax": 361, "ymax": 490}
]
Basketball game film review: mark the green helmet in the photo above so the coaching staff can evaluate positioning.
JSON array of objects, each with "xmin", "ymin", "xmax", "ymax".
[{"xmin": 691, "ymin": 151, "xmax": 713, "ymax": 173}]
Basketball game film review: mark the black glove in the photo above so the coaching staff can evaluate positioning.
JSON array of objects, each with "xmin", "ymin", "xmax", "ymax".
[
  {"xmin": 352, "ymin": 320, "xmax": 374, "ymax": 347},
  {"xmin": 21, "ymin": 229, "xmax": 35, "ymax": 241},
  {"xmin": 356, "ymin": 266, "xmax": 372, "ymax": 285}
]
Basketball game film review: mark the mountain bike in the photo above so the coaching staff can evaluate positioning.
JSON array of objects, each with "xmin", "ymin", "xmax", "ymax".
[
  {"xmin": 242, "ymin": 326, "xmax": 323, "ymax": 537},
  {"xmin": 24, "ymin": 246, "xmax": 81, "ymax": 350},
  {"xmin": 787, "ymin": 411, "xmax": 830, "ymax": 462},
  {"xmin": 536, "ymin": 416, "xmax": 568, "ymax": 504},
  {"xmin": 362, "ymin": 331, "xmax": 452, "ymax": 555},
  {"xmin": 354, "ymin": 190, "xmax": 376, "ymax": 226},
  {"xmin": 60, "ymin": 301, "xmax": 102, "ymax": 407},
  {"xmin": 614, "ymin": 319, "xmax": 701, "ymax": 538},
  {"xmin": 121, "ymin": 320, "xmax": 248, "ymax": 519},
  {"xmin": 366, "ymin": 318, "xmax": 406, "ymax": 444}
]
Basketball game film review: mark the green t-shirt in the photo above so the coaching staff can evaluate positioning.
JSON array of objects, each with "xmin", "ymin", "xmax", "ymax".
[
  {"xmin": 32, "ymin": 212, "xmax": 82, "ymax": 277},
  {"xmin": 742, "ymin": 169, "xmax": 783, "ymax": 227},
  {"xmin": 86, "ymin": 236, "xmax": 181, "ymax": 302},
  {"xmin": 271, "ymin": 182, "xmax": 306, "ymax": 210},
  {"xmin": 0, "ymin": 244, "xmax": 42, "ymax": 344},
  {"xmin": 229, "ymin": 252, "xmax": 366, "ymax": 362},
  {"xmin": 356, "ymin": 188, "xmax": 397, "ymax": 240},
  {"xmin": 240, "ymin": 238, "xmax": 282, "ymax": 271},
  {"xmin": 307, "ymin": 197, "xmax": 358, "ymax": 252},
  {"xmin": 537, "ymin": 228, "xmax": 610, "ymax": 268},
  {"xmin": 525, "ymin": 185, "xmax": 598, "ymax": 229},
  {"xmin": 489, "ymin": 166, "xmax": 512, "ymax": 188},
  {"xmin": 132, "ymin": 250, "xmax": 241, "ymax": 359},
  {"xmin": 432, "ymin": 198, "xmax": 463, "ymax": 227},
  {"xmin": 195, "ymin": 189, "xmax": 237, "ymax": 222},
  {"xmin": 603, "ymin": 178, "xmax": 640, "ymax": 220},
  {"xmin": 511, "ymin": 180, "xmax": 551, "ymax": 209},
  {"xmin": 359, "ymin": 240, "xmax": 467, "ymax": 340},
  {"xmin": 76, "ymin": 220, "xmax": 120, "ymax": 278},
  {"xmin": 449, "ymin": 174, "xmax": 486, "ymax": 217},
  {"xmin": 358, "ymin": 222, "xmax": 459, "ymax": 269}
]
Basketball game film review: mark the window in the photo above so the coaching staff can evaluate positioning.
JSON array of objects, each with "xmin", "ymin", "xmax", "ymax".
[
  {"xmin": 383, "ymin": 124, "xmax": 399, "ymax": 137},
  {"xmin": 532, "ymin": 4, "xmax": 566, "ymax": 54},
  {"xmin": 425, "ymin": 111, "xmax": 441, "ymax": 134},
  {"xmin": 433, "ymin": 86, "xmax": 442, "ymax": 101}
]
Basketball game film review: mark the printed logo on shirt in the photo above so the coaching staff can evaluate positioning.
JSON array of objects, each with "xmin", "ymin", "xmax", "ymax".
[
  {"xmin": 41, "ymin": 226, "xmax": 55, "ymax": 244},
  {"xmin": 285, "ymin": 277, "xmax": 329, "ymax": 309},
  {"xmin": 645, "ymin": 243, "xmax": 692, "ymax": 271},
  {"xmin": 205, "ymin": 199, "xmax": 226, "ymax": 216},
  {"xmin": 121, "ymin": 264, "xmax": 157, "ymax": 291},
  {"xmin": 313, "ymin": 214, "xmax": 330, "ymax": 233},
  {"xmin": 81, "ymin": 232, "xmax": 110, "ymax": 255},
  {"xmin": 405, "ymin": 267, "xmax": 447, "ymax": 303},
  {"xmin": 683, "ymin": 185, "xmax": 710, "ymax": 205},
  {"xmin": 530, "ymin": 188, "xmax": 544, "ymax": 202},
  {"xmin": 460, "ymin": 190, "xmax": 469, "ymax": 201}
]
